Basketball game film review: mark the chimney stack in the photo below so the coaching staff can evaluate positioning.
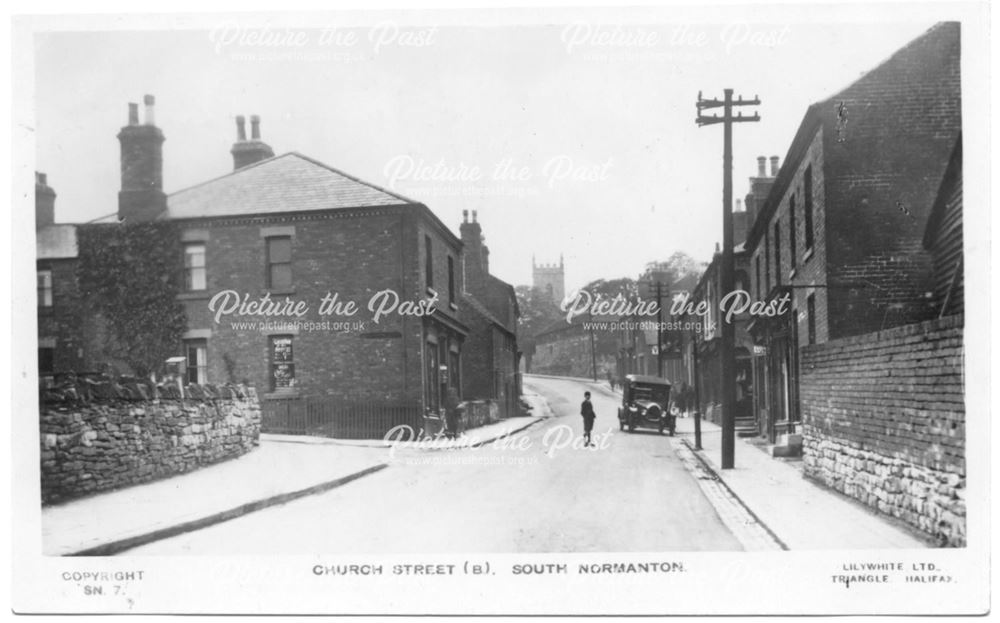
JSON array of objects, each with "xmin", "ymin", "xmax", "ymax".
[
  {"xmin": 770, "ymin": 155, "xmax": 780, "ymax": 176},
  {"xmin": 460, "ymin": 210, "xmax": 486, "ymax": 295},
  {"xmin": 745, "ymin": 192, "xmax": 757, "ymax": 228},
  {"xmin": 757, "ymin": 156, "xmax": 766, "ymax": 178},
  {"xmin": 117, "ymin": 94, "xmax": 166, "ymax": 222},
  {"xmin": 35, "ymin": 172, "xmax": 56, "ymax": 229},
  {"xmin": 231, "ymin": 113, "xmax": 275, "ymax": 170}
]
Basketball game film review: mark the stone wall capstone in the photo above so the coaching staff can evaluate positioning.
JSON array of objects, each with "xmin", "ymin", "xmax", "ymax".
[
  {"xmin": 799, "ymin": 315, "xmax": 964, "ymax": 546},
  {"xmin": 40, "ymin": 385, "xmax": 261, "ymax": 504}
]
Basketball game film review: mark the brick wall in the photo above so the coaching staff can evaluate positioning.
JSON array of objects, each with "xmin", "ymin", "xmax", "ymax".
[
  {"xmin": 39, "ymin": 386, "xmax": 261, "ymax": 504},
  {"xmin": 822, "ymin": 22, "xmax": 960, "ymax": 338},
  {"xmin": 799, "ymin": 315, "xmax": 964, "ymax": 546},
  {"xmin": 173, "ymin": 207, "xmax": 459, "ymax": 405},
  {"xmin": 533, "ymin": 325, "xmax": 614, "ymax": 379}
]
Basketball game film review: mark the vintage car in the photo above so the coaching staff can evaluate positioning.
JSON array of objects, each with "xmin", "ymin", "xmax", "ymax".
[{"xmin": 618, "ymin": 374, "xmax": 674, "ymax": 435}]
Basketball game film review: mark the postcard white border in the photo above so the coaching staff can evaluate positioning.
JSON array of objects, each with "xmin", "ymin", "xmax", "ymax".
[{"xmin": 8, "ymin": 1, "xmax": 992, "ymax": 615}]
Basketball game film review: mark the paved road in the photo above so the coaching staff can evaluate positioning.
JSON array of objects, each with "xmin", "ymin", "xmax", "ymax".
[{"xmin": 124, "ymin": 375, "xmax": 741, "ymax": 554}]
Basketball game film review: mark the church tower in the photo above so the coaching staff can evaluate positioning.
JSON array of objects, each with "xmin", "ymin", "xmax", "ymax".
[{"xmin": 532, "ymin": 254, "xmax": 565, "ymax": 305}]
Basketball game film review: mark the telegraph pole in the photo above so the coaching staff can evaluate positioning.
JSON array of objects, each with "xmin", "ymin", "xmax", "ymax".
[
  {"xmin": 696, "ymin": 89, "xmax": 760, "ymax": 470},
  {"xmin": 588, "ymin": 310, "xmax": 598, "ymax": 382},
  {"xmin": 645, "ymin": 270, "xmax": 670, "ymax": 378},
  {"xmin": 656, "ymin": 281, "xmax": 663, "ymax": 377}
]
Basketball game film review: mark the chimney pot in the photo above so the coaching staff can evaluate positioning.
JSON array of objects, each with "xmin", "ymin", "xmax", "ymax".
[
  {"xmin": 462, "ymin": 209, "xmax": 468, "ymax": 222},
  {"xmin": 736, "ymin": 198, "xmax": 742, "ymax": 211},
  {"xmin": 757, "ymin": 156, "xmax": 766, "ymax": 177},
  {"xmin": 770, "ymin": 155, "xmax": 780, "ymax": 176},
  {"xmin": 118, "ymin": 96, "xmax": 166, "ymax": 221},
  {"xmin": 472, "ymin": 210, "xmax": 478, "ymax": 223},
  {"xmin": 230, "ymin": 114, "xmax": 275, "ymax": 170},
  {"xmin": 36, "ymin": 172, "xmax": 47, "ymax": 186},
  {"xmin": 143, "ymin": 94, "xmax": 156, "ymax": 126}
]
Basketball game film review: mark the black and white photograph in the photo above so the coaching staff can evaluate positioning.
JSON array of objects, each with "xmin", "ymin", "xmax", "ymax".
[{"xmin": 9, "ymin": 1, "xmax": 992, "ymax": 615}]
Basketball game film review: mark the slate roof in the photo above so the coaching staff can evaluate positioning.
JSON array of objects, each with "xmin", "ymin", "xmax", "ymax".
[
  {"xmin": 36, "ymin": 224, "xmax": 78, "ymax": 259},
  {"xmin": 746, "ymin": 22, "xmax": 961, "ymax": 247},
  {"xmin": 463, "ymin": 293, "xmax": 514, "ymax": 337},
  {"xmin": 166, "ymin": 152, "xmax": 418, "ymax": 219}
]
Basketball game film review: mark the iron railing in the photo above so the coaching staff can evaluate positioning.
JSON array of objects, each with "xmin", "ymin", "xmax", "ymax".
[{"xmin": 261, "ymin": 396, "xmax": 423, "ymax": 440}]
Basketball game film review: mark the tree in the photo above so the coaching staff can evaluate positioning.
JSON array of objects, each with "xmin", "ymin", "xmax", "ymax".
[
  {"xmin": 576, "ymin": 276, "xmax": 639, "ymax": 305},
  {"xmin": 514, "ymin": 285, "xmax": 563, "ymax": 338},
  {"xmin": 642, "ymin": 251, "xmax": 706, "ymax": 287}
]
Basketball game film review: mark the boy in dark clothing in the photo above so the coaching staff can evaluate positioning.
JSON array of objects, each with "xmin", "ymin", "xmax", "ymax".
[{"xmin": 581, "ymin": 391, "xmax": 596, "ymax": 447}]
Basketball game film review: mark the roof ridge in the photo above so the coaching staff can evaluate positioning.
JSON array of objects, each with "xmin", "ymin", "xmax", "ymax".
[
  {"xmin": 287, "ymin": 152, "xmax": 421, "ymax": 206},
  {"xmin": 167, "ymin": 151, "xmax": 420, "ymax": 207},
  {"xmin": 167, "ymin": 152, "xmax": 290, "ymax": 198}
]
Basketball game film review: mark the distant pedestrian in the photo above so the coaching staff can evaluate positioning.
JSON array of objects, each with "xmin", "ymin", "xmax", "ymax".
[
  {"xmin": 581, "ymin": 391, "xmax": 596, "ymax": 447},
  {"xmin": 606, "ymin": 370, "xmax": 615, "ymax": 390},
  {"xmin": 683, "ymin": 383, "xmax": 697, "ymax": 418},
  {"xmin": 676, "ymin": 382, "xmax": 689, "ymax": 417}
]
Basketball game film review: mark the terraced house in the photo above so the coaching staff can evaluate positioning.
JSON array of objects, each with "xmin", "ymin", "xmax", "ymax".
[
  {"xmin": 36, "ymin": 96, "xmax": 520, "ymax": 435},
  {"xmin": 744, "ymin": 22, "xmax": 962, "ymax": 443}
]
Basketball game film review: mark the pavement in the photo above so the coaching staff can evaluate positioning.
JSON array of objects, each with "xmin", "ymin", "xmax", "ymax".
[
  {"xmin": 123, "ymin": 375, "xmax": 741, "ymax": 554},
  {"xmin": 42, "ymin": 410, "xmax": 546, "ymax": 556},
  {"xmin": 42, "ymin": 374, "xmax": 927, "ymax": 555},
  {"xmin": 674, "ymin": 415, "xmax": 932, "ymax": 549}
]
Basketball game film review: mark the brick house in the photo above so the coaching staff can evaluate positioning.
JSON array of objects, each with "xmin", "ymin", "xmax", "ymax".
[
  {"xmin": 743, "ymin": 22, "xmax": 961, "ymax": 442},
  {"xmin": 617, "ymin": 272, "xmax": 697, "ymax": 385},
  {"xmin": 35, "ymin": 173, "xmax": 86, "ymax": 379},
  {"xmin": 458, "ymin": 210, "xmax": 521, "ymax": 418},
  {"xmin": 532, "ymin": 316, "xmax": 615, "ymax": 379},
  {"xmin": 686, "ymin": 205, "xmax": 753, "ymax": 429},
  {"xmin": 37, "ymin": 97, "xmax": 519, "ymax": 429}
]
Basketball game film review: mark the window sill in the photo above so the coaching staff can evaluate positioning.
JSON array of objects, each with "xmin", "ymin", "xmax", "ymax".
[
  {"xmin": 803, "ymin": 247, "xmax": 814, "ymax": 263},
  {"xmin": 449, "ymin": 302, "xmax": 458, "ymax": 312},
  {"xmin": 177, "ymin": 291, "xmax": 211, "ymax": 301},
  {"xmin": 268, "ymin": 289, "xmax": 297, "ymax": 297}
]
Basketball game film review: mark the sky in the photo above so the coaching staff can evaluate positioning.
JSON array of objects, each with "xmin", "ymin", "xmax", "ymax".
[{"xmin": 31, "ymin": 13, "xmax": 939, "ymax": 293}]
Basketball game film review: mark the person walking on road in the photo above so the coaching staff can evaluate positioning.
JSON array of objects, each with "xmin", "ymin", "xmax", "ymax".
[{"xmin": 581, "ymin": 391, "xmax": 596, "ymax": 447}]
